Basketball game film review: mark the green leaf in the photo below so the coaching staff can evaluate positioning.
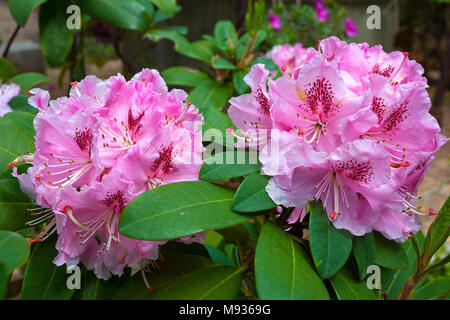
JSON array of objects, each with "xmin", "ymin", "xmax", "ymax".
[
  {"xmin": 8, "ymin": 0, "xmax": 48, "ymax": 26},
  {"xmin": 217, "ymin": 224, "xmax": 249, "ymax": 245},
  {"xmin": 233, "ymin": 70, "xmax": 249, "ymax": 95},
  {"xmin": 114, "ymin": 255, "xmax": 210, "ymax": 299},
  {"xmin": 0, "ymin": 178, "xmax": 34, "ymax": 231},
  {"xmin": 381, "ymin": 232, "xmax": 426, "ymax": 299},
  {"xmin": 0, "ymin": 111, "xmax": 35, "ymax": 177},
  {"xmin": 212, "ymin": 57, "xmax": 237, "ymax": 70},
  {"xmin": 374, "ymin": 232, "xmax": 409, "ymax": 269},
  {"xmin": 11, "ymin": 72, "xmax": 51, "ymax": 94},
  {"xmin": 161, "ymin": 67, "xmax": 210, "ymax": 87},
  {"xmin": 114, "ymin": 254, "xmax": 244, "ymax": 300},
  {"xmin": 187, "ymin": 80, "xmax": 232, "ymax": 111},
  {"xmin": 309, "ymin": 201, "xmax": 353, "ymax": 279},
  {"xmin": 412, "ymin": 277, "xmax": 450, "ymax": 300},
  {"xmin": 204, "ymin": 244, "xmax": 234, "ymax": 266},
  {"xmin": 214, "ymin": 20, "xmax": 237, "ymax": 52},
  {"xmin": 160, "ymin": 242, "xmax": 210, "ymax": 259},
  {"xmin": 190, "ymin": 40, "xmax": 218, "ymax": 65},
  {"xmin": 0, "ymin": 231, "xmax": 29, "ymax": 274},
  {"xmin": 39, "ymin": 0, "xmax": 74, "ymax": 67},
  {"xmin": 119, "ymin": 181, "xmax": 250, "ymax": 241},
  {"xmin": 150, "ymin": 0, "xmax": 177, "ymax": 18},
  {"xmin": 250, "ymin": 56, "xmax": 278, "ymax": 71},
  {"xmin": 9, "ymin": 95, "xmax": 37, "ymax": 113},
  {"xmin": 255, "ymin": 222, "xmax": 329, "ymax": 300},
  {"xmin": 232, "ymin": 173, "xmax": 276, "ymax": 213},
  {"xmin": 0, "ymin": 57, "xmax": 18, "ymax": 81},
  {"xmin": 423, "ymin": 196, "xmax": 450, "ymax": 258},
  {"xmin": 200, "ymin": 150, "xmax": 260, "ymax": 181},
  {"xmin": 329, "ymin": 267, "xmax": 378, "ymax": 300},
  {"xmin": 22, "ymin": 237, "xmax": 75, "ymax": 300},
  {"xmin": 0, "ymin": 264, "xmax": 7, "ymax": 299},
  {"xmin": 353, "ymin": 232, "xmax": 377, "ymax": 280},
  {"xmin": 79, "ymin": 0, "xmax": 151, "ymax": 31},
  {"xmin": 202, "ymin": 107, "xmax": 234, "ymax": 148},
  {"xmin": 71, "ymin": 268, "xmax": 125, "ymax": 300}
]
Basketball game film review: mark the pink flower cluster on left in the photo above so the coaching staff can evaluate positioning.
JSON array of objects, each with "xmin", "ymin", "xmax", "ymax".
[{"xmin": 10, "ymin": 69, "xmax": 205, "ymax": 280}]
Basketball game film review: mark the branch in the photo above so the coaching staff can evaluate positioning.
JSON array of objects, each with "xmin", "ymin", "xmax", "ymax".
[{"xmin": 3, "ymin": 24, "xmax": 21, "ymax": 58}]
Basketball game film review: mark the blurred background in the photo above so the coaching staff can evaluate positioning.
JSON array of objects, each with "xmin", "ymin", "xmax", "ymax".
[{"xmin": 0, "ymin": 0, "xmax": 448, "ymax": 236}]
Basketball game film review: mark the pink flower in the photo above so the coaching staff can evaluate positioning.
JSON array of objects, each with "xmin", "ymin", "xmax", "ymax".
[
  {"xmin": 265, "ymin": 139, "xmax": 391, "ymax": 235},
  {"xmin": 266, "ymin": 43, "xmax": 317, "ymax": 75},
  {"xmin": 344, "ymin": 17, "xmax": 358, "ymax": 37},
  {"xmin": 269, "ymin": 12, "xmax": 282, "ymax": 30},
  {"xmin": 0, "ymin": 83, "xmax": 20, "ymax": 116},
  {"xmin": 11, "ymin": 68, "xmax": 205, "ymax": 279},
  {"xmin": 315, "ymin": 2, "xmax": 329, "ymax": 22},
  {"xmin": 229, "ymin": 37, "xmax": 447, "ymax": 240}
]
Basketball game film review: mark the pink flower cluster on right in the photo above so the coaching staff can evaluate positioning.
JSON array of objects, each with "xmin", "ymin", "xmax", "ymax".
[{"xmin": 228, "ymin": 37, "xmax": 447, "ymax": 242}]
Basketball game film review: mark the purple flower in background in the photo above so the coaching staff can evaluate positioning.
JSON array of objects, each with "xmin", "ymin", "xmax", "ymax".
[
  {"xmin": 269, "ymin": 12, "xmax": 282, "ymax": 30},
  {"xmin": 315, "ymin": 2, "xmax": 329, "ymax": 22},
  {"xmin": 344, "ymin": 17, "xmax": 358, "ymax": 37}
]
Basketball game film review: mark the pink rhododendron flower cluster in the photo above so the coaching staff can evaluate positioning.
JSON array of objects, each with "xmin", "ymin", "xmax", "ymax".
[
  {"xmin": 228, "ymin": 37, "xmax": 447, "ymax": 242},
  {"xmin": 0, "ymin": 82, "xmax": 20, "ymax": 117},
  {"xmin": 11, "ymin": 69, "xmax": 204, "ymax": 279}
]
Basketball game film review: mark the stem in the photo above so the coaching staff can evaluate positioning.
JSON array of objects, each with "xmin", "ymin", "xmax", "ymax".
[
  {"xmin": 3, "ymin": 24, "xmax": 20, "ymax": 58},
  {"xmin": 237, "ymin": 34, "xmax": 256, "ymax": 69},
  {"xmin": 397, "ymin": 261, "xmax": 430, "ymax": 299}
]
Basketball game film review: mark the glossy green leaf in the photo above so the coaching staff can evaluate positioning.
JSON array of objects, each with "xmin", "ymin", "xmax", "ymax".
[
  {"xmin": 119, "ymin": 181, "xmax": 250, "ymax": 241},
  {"xmin": 12, "ymin": 72, "xmax": 51, "ymax": 94},
  {"xmin": 212, "ymin": 57, "xmax": 237, "ymax": 70},
  {"xmin": 202, "ymin": 107, "xmax": 234, "ymax": 148},
  {"xmin": 0, "ymin": 178, "xmax": 34, "ymax": 231},
  {"xmin": 0, "ymin": 231, "xmax": 29, "ymax": 274},
  {"xmin": 71, "ymin": 268, "xmax": 125, "ymax": 300},
  {"xmin": 8, "ymin": 0, "xmax": 48, "ymax": 26},
  {"xmin": 190, "ymin": 40, "xmax": 218, "ymax": 65},
  {"xmin": 329, "ymin": 267, "xmax": 378, "ymax": 300},
  {"xmin": 412, "ymin": 277, "xmax": 450, "ymax": 300},
  {"xmin": 79, "ymin": 0, "xmax": 151, "ymax": 31},
  {"xmin": 251, "ymin": 56, "xmax": 278, "ymax": 71},
  {"xmin": 255, "ymin": 222, "xmax": 329, "ymax": 300},
  {"xmin": 232, "ymin": 173, "xmax": 276, "ymax": 213},
  {"xmin": 39, "ymin": 0, "xmax": 74, "ymax": 67},
  {"xmin": 423, "ymin": 196, "xmax": 450, "ymax": 258},
  {"xmin": 217, "ymin": 224, "xmax": 249, "ymax": 245},
  {"xmin": 188, "ymin": 80, "xmax": 232, "ymax": 111},
  {"xmin": 8, "ymin": 95, "xmax": 36, "ymax": 113},
  {"xmin": 150, "ymin": 0, "xmax": 177, "ymax": 18},
  {"xmin": 0, "ymin": 57, "xmax": 18, "ymax": 81},
  {"xmin": 353, "ymin": 232, "xmax": 377, "ymax": 280},
  {"xmin": 162, "ymin": 67, "xmax": 210, "ymax": 87},
  {"xmin": 381, "ymin": 232, "xmax": 426, "ymax": 299},
  {"xmin": 0, "ymin": 264, "xmax": 7, "ymax": 300},
  {"xmin": 0, "ymin": 111, "xmax": 35, "ymax": 177},
  {"xmin": 374, "ymin": 232, "xmax": 409, "ymax": 269},
  {"xmin": 114, "ymin": 254, "xmax": 244, "ymax": 300},
  {"xmin": 160, "ymin": 242, "xmax": 210, "ymax": 259},
  {"xmin": 309, "ymin": 201, "xmax": 353, "ymax": 279},
  {"xmin": 233, "ymin": 70, "xmax": 249, "ymax": 95},
  {"xmin": 22, "ymin": 237, "xmax": 75, "ymax": 300},
  {"xmin": 204, "ymin": 244, "xmax": 234, "ymax": 266},
  {"xmin": 200, "ymin": 150, "xmax": 260, "ymax": 181},
  {"xmin": 214, "ymin": 20, "xmax": 237, "ymax": 52}
]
